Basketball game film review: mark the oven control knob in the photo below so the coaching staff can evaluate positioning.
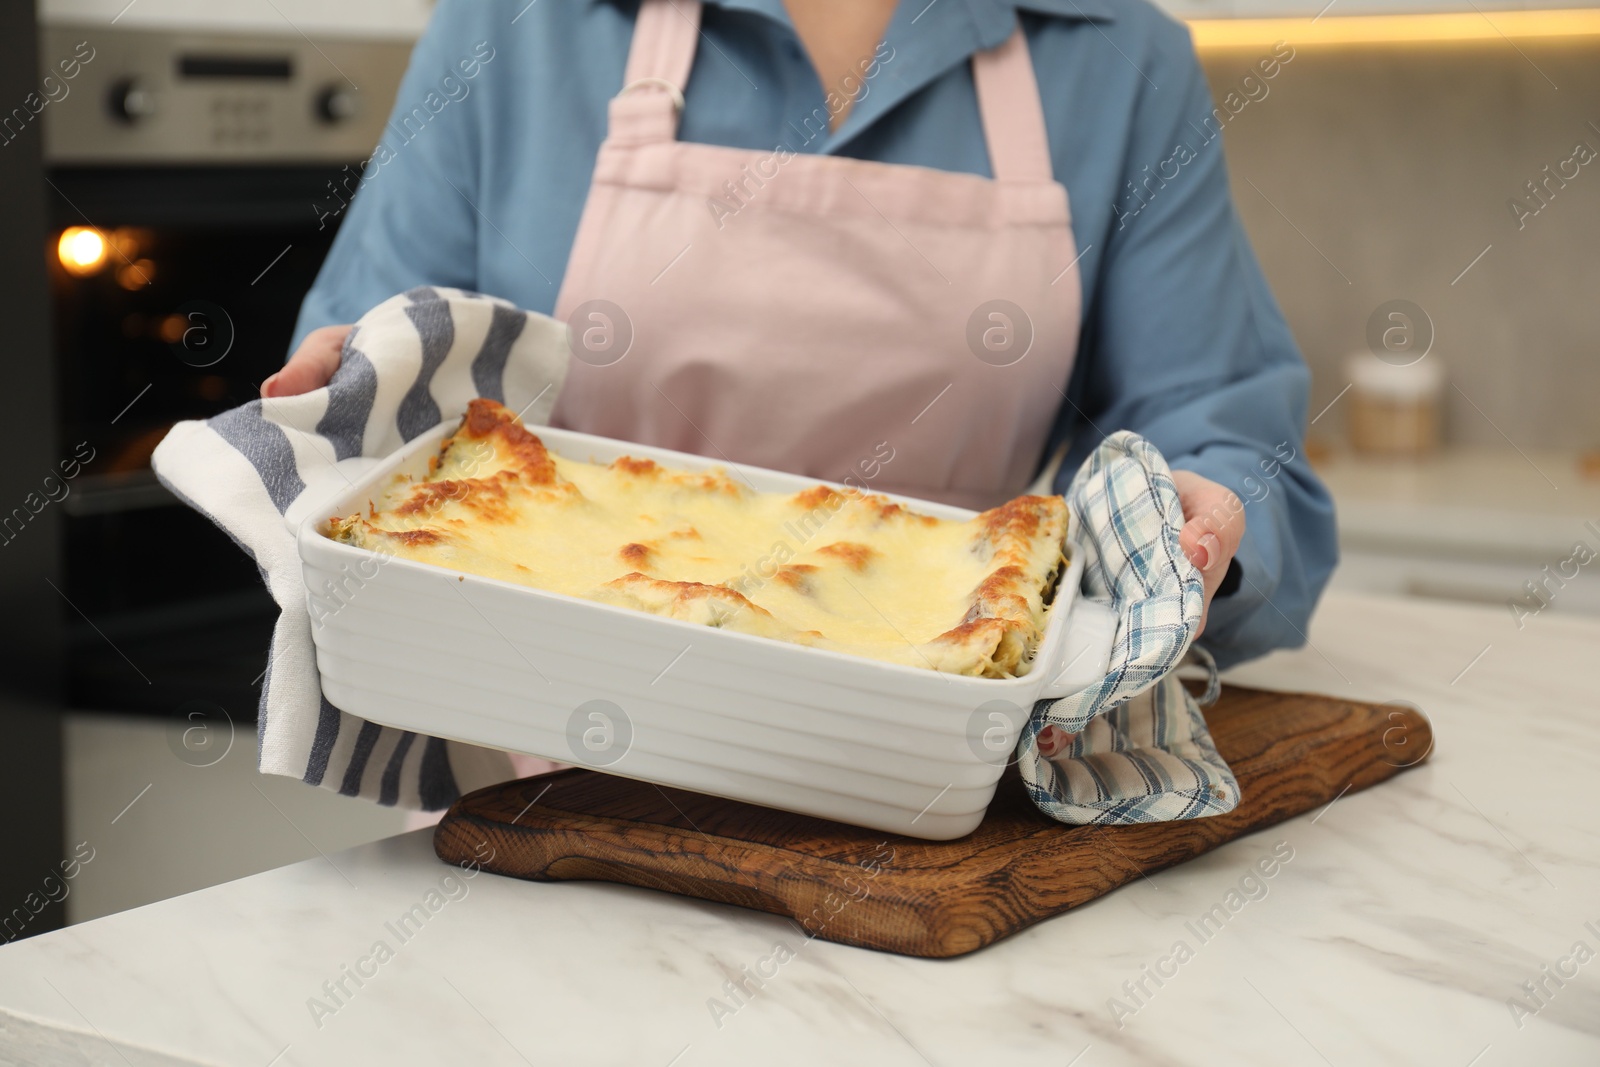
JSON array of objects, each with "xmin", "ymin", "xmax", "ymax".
[
  {"xmin": 108, "ymin": 78, "xmax": 156, "ymax": 124},
  {"xmin": 315, "ymin": 85, "xmax": 360, "ymax": 124}
]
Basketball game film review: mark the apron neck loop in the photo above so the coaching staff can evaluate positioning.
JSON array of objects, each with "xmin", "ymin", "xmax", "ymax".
[
  {"xmin": 611, "ymin": 0, "xmax": 1052, "ymax": 185},
  {"xmin": 609, "ymin": 0, "xmax": 702, "ymax": 145},
  {"xmin": 971, "ymin": 23, "xmax": 1055, "ymax": 184}
]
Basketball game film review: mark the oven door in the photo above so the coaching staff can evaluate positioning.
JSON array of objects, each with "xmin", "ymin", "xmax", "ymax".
[{"xmin": 49, "ymin": 165, "xmax": 348, "ymax": 716}]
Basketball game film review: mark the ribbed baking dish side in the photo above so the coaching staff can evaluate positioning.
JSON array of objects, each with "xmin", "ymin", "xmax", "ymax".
[{"xmin": 298, "ymin": 419, "xmax": 1099, "ymax": 839}]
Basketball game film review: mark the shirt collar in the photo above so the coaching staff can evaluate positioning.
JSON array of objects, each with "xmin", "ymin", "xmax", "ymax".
[
  {"xmin": 1008, "ymin": 0, "xmax": 1117, "ymax": 21},
  {"xmin": 595, "ymin": 0, "xmax": 1117, "ymax": 155},
  {"xmin": 596, "ymin": 0, "xmax": 1115, "ymax": 24},
  {"xmin": 827, "ymin": 0, "xmax": 1115, "ymax": 154}
]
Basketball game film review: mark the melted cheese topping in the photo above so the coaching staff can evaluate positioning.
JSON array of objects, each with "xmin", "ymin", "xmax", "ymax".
[{"xmin": 325, "ymin": 400, "xmax": 1069, "ymax": 677}]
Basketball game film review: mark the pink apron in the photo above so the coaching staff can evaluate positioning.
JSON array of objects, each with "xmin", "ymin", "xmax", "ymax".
[{"xmin": 550, "ymin": 0, "xmax": 1084, "ymax": 510}]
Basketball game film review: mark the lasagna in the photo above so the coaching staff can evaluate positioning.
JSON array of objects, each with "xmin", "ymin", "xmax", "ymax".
[{"xmin": 325, "ymin": 399, "xmax": 1069, "ymax": 678}]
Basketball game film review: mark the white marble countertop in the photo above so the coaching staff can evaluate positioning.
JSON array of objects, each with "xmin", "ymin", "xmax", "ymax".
[{"xmin": 3, "ymin": 589, "xmax": 1599, "ymax": 1067}]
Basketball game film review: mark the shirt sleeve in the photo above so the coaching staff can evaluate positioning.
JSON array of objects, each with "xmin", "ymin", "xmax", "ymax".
[
  {"xmin": 1053, "ymin": 30, "xmax": 1338, "ymax": 671},
  {"xmin": 288, "ymin": 0, "xmax": 487, "ymax": 352}
]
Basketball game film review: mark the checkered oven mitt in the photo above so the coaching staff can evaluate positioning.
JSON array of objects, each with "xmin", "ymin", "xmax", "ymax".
[
  {"xmin": 153, "ymin": 288, "xmax": 565, "ymax": 809},
  {"xmin": 1019, "ymin": 432, "xmax": 1242, "ymax": 824}
]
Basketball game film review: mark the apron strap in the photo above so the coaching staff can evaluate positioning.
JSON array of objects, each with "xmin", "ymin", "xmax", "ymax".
[
  {"xmin": 623, "ymin": 0, "xmax": 701, "ymax": 90},
  {"xmin": 609, "ymin": 0, "xmax": 702, "ymax": 145},
  {"xmin": 613, "ymin": 0, "xmax": 1050, "ymax": 182},
  {"xmin": 971, "ymin": 24, "xmax": 1055, "ymax": 184}
]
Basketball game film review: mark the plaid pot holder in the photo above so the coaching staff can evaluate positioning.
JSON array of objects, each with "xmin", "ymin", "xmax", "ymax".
[{"xmin": 1018, "ymin": 432, "xmax": 1241, "ymax": 824}]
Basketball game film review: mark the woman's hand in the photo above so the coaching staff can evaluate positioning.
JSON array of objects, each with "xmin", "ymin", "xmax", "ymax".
[
  {"xmin": 1034, "ymin": 468, "xmax": 1245, "ymax": 761},
  {"xmin": 260, "ymin": 324, "xmax": 351, "ymax": 399},
  {"xmin": 1170, "ymin": 469, "xmax": 1246, "ymax": 638}
]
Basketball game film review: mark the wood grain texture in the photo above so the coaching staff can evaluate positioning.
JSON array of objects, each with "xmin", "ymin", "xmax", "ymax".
[{"xmin": 434, "ymin": 686, "xmax": 1433, "ymax": 958}]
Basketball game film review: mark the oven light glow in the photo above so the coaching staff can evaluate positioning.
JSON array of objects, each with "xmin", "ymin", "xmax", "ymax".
[
  {"xmin": 58, "ymin": 227, "xmax": 108, "ymax": 275},
  {"xmin": 118, "ymin": 258, "xmax": 156, "ymax": 291}
]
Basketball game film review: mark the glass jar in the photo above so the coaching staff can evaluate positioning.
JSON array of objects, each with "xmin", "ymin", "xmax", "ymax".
[{"xmin": 1344, "ymin": 354, "xmax": 1445, "ymax": 457}]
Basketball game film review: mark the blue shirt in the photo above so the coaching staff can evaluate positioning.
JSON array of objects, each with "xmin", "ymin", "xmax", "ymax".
[{"xmin": 293, "ymin": 0, "xmax": 1338, "ymax": 669}]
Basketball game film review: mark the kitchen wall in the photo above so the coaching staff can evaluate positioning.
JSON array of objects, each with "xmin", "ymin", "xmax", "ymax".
[{"xmin": 1198, "ymin": 35, "xmax": 1600, "ymax": 451}]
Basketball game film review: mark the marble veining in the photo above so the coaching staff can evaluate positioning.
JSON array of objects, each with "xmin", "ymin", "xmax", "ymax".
[{"xmin": 0, "ymin": 590, "xmax": 1598, "ymax": 1066}]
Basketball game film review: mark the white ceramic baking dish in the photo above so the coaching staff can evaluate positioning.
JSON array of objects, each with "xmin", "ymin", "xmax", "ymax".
[{"xmin": 296, "ymin": 419, "xmax": 1117, "ymax": 840}]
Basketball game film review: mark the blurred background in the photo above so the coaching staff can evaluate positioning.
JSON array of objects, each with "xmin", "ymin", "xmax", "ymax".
[{"xmin": 0, "ymin": 0, "xmax": 1595, "ymax": 941}]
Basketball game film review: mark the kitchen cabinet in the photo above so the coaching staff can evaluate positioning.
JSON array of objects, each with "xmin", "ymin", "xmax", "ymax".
[
  {"xmin": 1317, "ymin": 448, "xmax": 1600, "ymax": 619},
  {"xmin": 1, "ymin": 0, "xmax": 67, "ymax": 947}
]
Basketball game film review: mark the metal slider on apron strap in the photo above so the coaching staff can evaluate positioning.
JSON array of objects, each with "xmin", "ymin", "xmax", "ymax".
[{"xmin": 619, "ymin": 76, "xmax": 686, "ymax": 112}]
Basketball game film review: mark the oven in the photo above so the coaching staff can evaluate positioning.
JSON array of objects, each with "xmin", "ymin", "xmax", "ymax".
[{"xmin": 38, "ymin": 20, "xmax": 413, "ymax": 716}]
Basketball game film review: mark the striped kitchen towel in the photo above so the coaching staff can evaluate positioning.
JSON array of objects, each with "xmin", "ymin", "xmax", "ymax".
[
  {"xmin": 153, "ymin": 285, "xmax": 1234, "ymax": 822},
  {"xmin": 1018, "ymin": 432, "xmax": 1240, "ymax": 823},
  {"xmin": 152, "ymin": 287, "xmax": 569, "ymax": 809}
]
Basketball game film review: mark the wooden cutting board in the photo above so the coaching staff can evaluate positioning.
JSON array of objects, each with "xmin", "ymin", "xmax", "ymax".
[{"xmin": 434, "ymin": 686, "xmax": 1432, "ymax": 958}]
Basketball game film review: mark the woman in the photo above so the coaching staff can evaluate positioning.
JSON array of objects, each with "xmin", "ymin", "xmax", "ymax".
[{"xmin": 268, "ymin": 0, "xmax": 1337, "ymax": 696}]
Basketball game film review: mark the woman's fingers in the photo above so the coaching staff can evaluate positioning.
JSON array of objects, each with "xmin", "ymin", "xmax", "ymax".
[
  {"xmin": 261, "ymin": 324, "xmax": 351, "ymax": 399},
  {"xmin": 1170, "ymin": 470, "xmax": 1247, "ymax": 636},
  {"xmin": 1021, "ymin": 475, "xmax": 1240, "ymax": 759},
  {"xmin": 1172, "ymin": 470, "xmax": 1245, "ymax": 569},
  {"xmin": 1036, "ymin": 724, "xmax": 1076, "ymax": 759}
]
